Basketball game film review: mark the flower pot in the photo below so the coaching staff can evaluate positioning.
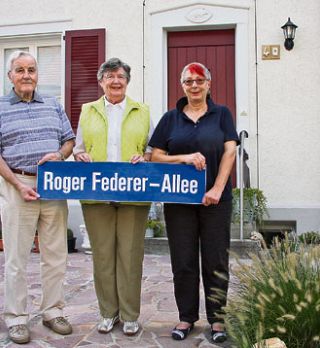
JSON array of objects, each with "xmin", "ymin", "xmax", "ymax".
[
  {"xmin": 68, "ymin": 237, "xmax": 77, "ymax": 253},
  {"xmin": 145, "ymin": 228, "xmax": 154, "ymax": 238}
]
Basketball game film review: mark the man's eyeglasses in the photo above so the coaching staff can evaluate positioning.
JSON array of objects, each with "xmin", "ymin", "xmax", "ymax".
[{"xmin": 183, "ymin": 78, "xmax": 207, "ymax": 86}]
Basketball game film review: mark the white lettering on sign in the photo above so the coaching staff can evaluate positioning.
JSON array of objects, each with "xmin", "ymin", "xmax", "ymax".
[
  {"xmin": 161, "ymin": 174, "xmax": 198, "ymax": 194},
  {"xmin": 92, "ymin": 172, "xmax": 149, "ymax": 192},
  {"xmin": 42, "ymin": 171, "xmax": 199, "ymax": 196},
  {"xmin": 43, "ymin": 171, "xmax": 87, "ymax": 194}
]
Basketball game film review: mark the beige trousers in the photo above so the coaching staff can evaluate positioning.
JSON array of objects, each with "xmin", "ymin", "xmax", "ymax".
[
  {"xmin": 0, "ymin": 175, "xmax": 68, "ymax": 327},
  {"xmin": 82, "ymin": 203, "xmax": 149, "ymax": 321}
]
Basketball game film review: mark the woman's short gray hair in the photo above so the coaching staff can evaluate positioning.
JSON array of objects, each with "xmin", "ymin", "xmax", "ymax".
[
  {"xmin": 180, "ymin": 62, "xmax": 211, "ymax": 84},
  {"xmin": 97, "ymin": 57, "xmax": 131, "ymax": 82},
  {"xmin": 6, "ymin": 50, "xmax": 37, "ymax": 73}
]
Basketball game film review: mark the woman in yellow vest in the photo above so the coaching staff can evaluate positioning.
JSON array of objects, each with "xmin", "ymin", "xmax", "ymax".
[{"xmin": 74, "ymin": 57, "xmax": 153, "ymax": 336}]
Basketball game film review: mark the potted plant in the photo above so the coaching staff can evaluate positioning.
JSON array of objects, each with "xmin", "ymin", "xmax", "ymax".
[
  {"xmin": 67, "ymin": 228, "xmax": 77, "ymax": 253},
  {"xmin": 231, "ymin": 188, "xmax": 268, "ymax": 239},
  {"xmin": 145, "ymin": 219, "xmax": 165, "ymax": 238}
]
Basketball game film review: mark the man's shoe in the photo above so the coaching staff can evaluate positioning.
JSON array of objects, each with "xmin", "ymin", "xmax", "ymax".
[
  {"xmin": 43, "ymin": 317, "xmax": 72, "ymax": 335},
  {"xmin": 123, "ymin": 321, "xmax": 139, "ymax": 336},
  {"xmin": 97, "ymin": 315, "xmax": 119, "ymax": 333},
  {"xmin": 8, "ymin": 324, "xmax": 30, "ymax": 344}
]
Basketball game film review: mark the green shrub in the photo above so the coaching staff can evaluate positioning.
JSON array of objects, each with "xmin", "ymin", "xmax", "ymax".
[
  {"xmin": 146, "ymin": 219, "xmax": 165, "ymax": 237},
  {"xmin": 298, "ymin": 231, "xmax": 320, "ymax": 245},
  {"xmin": 225, "ymin": 237, "xmax": 320, "ymax": 348}
]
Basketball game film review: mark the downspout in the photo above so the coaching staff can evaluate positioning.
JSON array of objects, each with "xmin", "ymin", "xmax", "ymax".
[
  {"xmin": 142, "ymin": 0, "xmax": 146, "ymax": 103},
  {"xmin": 254, "ymin": 0, "xmax": 260, "ymax": 188}
]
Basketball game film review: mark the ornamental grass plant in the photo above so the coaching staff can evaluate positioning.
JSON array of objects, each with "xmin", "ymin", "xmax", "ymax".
[{"xmin": 224, "ymin": 237, "xmax": 320, "ymax": 348}]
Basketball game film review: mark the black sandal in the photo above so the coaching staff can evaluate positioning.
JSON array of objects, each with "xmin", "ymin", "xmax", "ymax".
[
  {"xmin": 211, "ymin": 329, "xmax": 227, "ymax": 343},
  {"xmin": 172, "ymin": 323, "xmax": 194, "ymax": 340}
]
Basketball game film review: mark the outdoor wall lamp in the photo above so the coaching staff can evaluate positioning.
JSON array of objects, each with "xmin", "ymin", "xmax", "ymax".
[{"xmin": 281, "ymin": 17, "xmax": 298, "ymax": 50}]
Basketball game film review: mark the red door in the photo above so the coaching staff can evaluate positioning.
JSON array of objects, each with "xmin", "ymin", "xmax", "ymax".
[{"xmin": 167, "ymin": 29, "xmax": 237, "ymax": 185}]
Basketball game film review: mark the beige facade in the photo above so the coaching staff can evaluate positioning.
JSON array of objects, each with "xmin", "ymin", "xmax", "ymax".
[{"xmin": 0, "ymin": 0, "xmax": 319, "ymax": 233}]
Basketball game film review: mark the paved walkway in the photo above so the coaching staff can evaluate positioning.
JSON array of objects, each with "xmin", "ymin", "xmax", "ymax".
[{"xmin": 0, "ymin": 251, "xmax": 237, "ymax": 348}]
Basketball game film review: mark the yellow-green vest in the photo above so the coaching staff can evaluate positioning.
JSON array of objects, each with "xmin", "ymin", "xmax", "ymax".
[
  {"xmin": 79, "ymin": 95, "xmax": 151, "ymax": 206},
  {"xmin": 80, "ymin": 95, "xmax": 150, "ymax": 161}
]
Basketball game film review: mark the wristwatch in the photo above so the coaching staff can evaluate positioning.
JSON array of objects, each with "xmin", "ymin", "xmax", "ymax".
[{"xmin": 58, "ymin": 150, "xmax": 65, "ymax": 161}]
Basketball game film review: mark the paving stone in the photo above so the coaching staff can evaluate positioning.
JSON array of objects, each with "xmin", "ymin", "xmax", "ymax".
[{"xmin": 0, "ymin": 252, "xmax": 236, "ymax": 347}]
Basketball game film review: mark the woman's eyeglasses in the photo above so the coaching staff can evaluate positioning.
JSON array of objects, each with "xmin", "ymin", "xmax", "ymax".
[
  {"xmin": 183, "ymin": 78, "xmax": 207, "ymax": 86},
  {"xmin": 104, "ymin": 74, "xmax": 127, "ymax": 81}
]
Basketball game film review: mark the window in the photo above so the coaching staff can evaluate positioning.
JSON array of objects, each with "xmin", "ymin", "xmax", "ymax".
[
  {"xmin": 0, "ymin": 29, "xmax": 106, "ymax": 129},
  {"xmin": 37, "ymin": 46, "xmax": 61, "ymax": 100},
  {"xmin": 0, "ymin": 36, "xmax": 61, "ymax": 100}
]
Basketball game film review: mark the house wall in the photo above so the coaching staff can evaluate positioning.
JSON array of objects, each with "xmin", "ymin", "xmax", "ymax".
[
  {"xmin": 0, "ymin": 0, "xmax": 319, "ymax": 238},
  {"xmin": 0, "ymin": 0, "xmax": 145, "ymax": 102},
  {"xmin": 254, "ymin": 0, "xmax": 320, "ymax": 232}
]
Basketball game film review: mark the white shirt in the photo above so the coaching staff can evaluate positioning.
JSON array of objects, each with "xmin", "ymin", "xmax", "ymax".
[{"xmin": 74, "ymin": 96, "xmax": 153, "ymax": 160}]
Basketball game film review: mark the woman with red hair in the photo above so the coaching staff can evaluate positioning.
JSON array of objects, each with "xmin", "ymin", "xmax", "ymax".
[{"xmin": 149, "ymin": 62, "xmax": 239, "ymax": 343}]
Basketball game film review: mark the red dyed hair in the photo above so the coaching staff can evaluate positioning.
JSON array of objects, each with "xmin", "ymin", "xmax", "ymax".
[
  {"xmin": 187, "ymin": 63, "xmax": 205, "ymax": 77},
  {"xmin": 180, "ymin": 62, "xmax": 211, "ymax": 83}
]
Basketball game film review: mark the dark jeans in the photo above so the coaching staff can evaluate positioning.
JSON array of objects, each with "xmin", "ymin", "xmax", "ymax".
[{"xmin": 164, "ymin": 200, "xmax": 232, "ymax": 324}]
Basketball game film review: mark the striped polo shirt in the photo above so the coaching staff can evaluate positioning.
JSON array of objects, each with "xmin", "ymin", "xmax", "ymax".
[{"xmin": 0, "ymin": 89, "xmax": 75, "ymax": 174}]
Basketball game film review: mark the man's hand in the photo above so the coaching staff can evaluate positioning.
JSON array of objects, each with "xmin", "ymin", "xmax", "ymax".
[
  {"xmin": 38, "ymin": 152, "xmax": 62, "ymax": 165},
  {"xmin": 18, "ymin": 183, "xmax": 39, "ymax": 201}
]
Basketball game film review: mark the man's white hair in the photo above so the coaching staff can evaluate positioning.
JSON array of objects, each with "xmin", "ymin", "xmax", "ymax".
[{"xmin": 6, "ymin": 50, "xmax": 37, "ymax": 73}]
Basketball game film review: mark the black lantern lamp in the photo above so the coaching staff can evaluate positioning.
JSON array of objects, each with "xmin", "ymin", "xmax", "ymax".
[{"xmin": 281, "ymin": 17, "xmax": 298, "ymax": 50}]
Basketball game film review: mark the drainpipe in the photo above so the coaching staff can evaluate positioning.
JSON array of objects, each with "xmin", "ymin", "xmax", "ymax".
[
  {"xmin": 142, "ymin": 0, "xmax": 146, "ymax": 103},
  {"xmin": 239, "ymin": 130, "xmax": 249, "ymax": 240},
  {"xmin": 254, "ymin": 0, "xmax": 260, "ymax": 188}
]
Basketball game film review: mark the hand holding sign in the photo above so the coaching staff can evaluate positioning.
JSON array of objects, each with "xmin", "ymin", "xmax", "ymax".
[{"xmin": 37, "ymin": 162, "xmax": 206, "ymax": 204}]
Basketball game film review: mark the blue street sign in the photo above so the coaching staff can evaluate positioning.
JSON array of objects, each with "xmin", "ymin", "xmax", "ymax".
[{"xmin": 37, "ymin": 162, "xmax": 206, "ymax": 204}]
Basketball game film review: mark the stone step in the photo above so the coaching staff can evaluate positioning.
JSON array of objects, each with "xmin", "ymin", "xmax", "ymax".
[{"xmin": 144, "ymin": 237, "xmax": 260, "ymax": 258}]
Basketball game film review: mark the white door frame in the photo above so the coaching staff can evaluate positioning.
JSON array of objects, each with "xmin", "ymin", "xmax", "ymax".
[{"xmin": 147, "ymin": 1, "xmax": 251, "ymax": 186}]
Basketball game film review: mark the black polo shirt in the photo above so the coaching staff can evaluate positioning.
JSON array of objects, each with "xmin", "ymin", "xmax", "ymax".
[{"xmin": 149, "ymin": 96, "xmax": 240, "ymax": 201}]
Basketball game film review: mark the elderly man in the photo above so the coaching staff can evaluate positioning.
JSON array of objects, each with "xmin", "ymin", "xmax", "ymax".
[{"xmin": 0, "ymin": 51, "xmax": 75, "ymax": 344}]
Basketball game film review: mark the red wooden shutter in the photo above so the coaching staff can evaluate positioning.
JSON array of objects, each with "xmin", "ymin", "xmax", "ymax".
[{"xmin": 65, "ymin": 29, "xmax": 106, "ymax": 131}]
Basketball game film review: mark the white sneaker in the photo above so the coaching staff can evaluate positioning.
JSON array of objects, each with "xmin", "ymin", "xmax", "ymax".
[
  {"xmin": 97, "ymin": 315, "xmax": 119, "ymax": 333},
  {"xmin": 123, "ymin": 321, "xmax": 139, "ymax": 336}
]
